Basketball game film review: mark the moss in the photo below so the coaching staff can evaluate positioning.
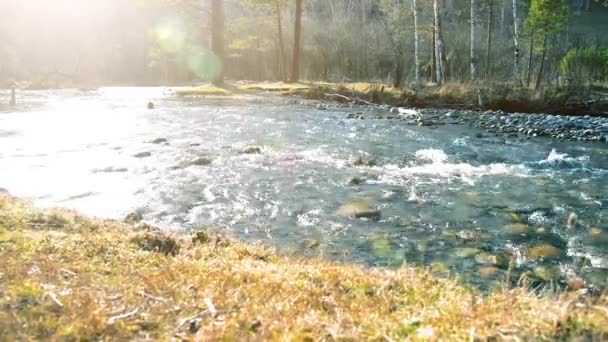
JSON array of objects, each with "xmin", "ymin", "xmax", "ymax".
[{"xmin": 1, "ymin": 194, "xmax": 608, "ymax": 340}]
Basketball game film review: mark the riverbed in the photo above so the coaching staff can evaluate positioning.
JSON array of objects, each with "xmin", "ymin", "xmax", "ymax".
[{"xmin": 1, "ymin": 87, "xmax": 607, "ymax": 289}]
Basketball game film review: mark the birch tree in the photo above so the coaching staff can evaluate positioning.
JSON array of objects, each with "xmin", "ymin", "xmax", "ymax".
[
  {"xmin": 434, "ymin": 0, "xmax": 445, "ymax": 84},
  {"xmin": 512, "ymin": 0, "xmax": 521, "ymax": 82},
  {"xmin": 471, "ymin": 0, "xmax": 477, "ymax": 80}
]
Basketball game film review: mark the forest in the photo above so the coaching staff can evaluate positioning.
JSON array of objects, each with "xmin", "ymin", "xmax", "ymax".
[{"xmin": 1, "ymin": 0, "xmax": 607, "ymax": 89}]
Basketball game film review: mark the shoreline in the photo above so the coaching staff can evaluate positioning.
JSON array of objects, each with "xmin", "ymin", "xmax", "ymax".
[
  {"xmin": 1, "ymin": 194, "xmax": 608, "ymax": 339},
  {"xmin": 173, "ymin": 81, "xmax": 608, "ymax": 143}
]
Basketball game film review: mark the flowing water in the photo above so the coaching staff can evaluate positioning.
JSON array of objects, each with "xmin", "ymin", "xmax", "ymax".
[{"xmin": 1, "ymin": 87, "xmax": 607, "ymax": 288}]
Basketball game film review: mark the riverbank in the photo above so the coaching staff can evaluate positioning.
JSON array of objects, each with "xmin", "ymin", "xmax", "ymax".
[
  {"xmin": 174, "ymin": 81, "xmax": 608, "ymax": 143},
  {"xmin": 1, "ymin": 194, "xmax": 607, "ymax": 340},
  {"xmin": 175, "ymin": 81, "xmax": 608, "ymax": 116}
]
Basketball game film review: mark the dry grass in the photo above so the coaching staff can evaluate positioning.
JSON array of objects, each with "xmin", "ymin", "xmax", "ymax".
[
  {"xmin": 2, "ymin": 194, "xmax": 607, "ymax": 340},
  {"xmin": 175, "ymin": 85, "xmax": 232, "ymax": 96}
]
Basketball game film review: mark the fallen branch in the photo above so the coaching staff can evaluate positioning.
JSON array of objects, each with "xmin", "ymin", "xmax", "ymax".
[{"xmin": 324, "ymin": 93, "xmax": 376, "ymax": 106}]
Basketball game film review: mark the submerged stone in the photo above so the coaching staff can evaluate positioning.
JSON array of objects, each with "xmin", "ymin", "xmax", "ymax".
[
  {"xmin": 337, "ymin": 200, "xmax": 381, "ymax": 220},
  {"xmin": 474, "ymin": 252, "xmax": 509, "ymax": 269},
  {"xmin": 526, "ymin": 244, "xmax": 563, "ymax": 260},
  {"xmin": 479, "ymin": 266, "xmax": 500, "ymax": 278},
  {"xmin": 454, "ymin": 247, "xmax": 481, "ymax": 258},
  {"xmin": 150, "ymin": 138, "xmax": 168, "ymax": 144},
  {"xmin": 504, "ymin": 224, "xmax": 530, "ymax": 236},
  {"xmin": 133, "ymin": 152, "xmax": 152, "ymax": 158},
  {"xmin": 190, "ymin": 157, "xmax": 213, "ymax": 166},
  {"xmin": 241, "ymin": 146, "xmax": 262, "ymax": 154}
]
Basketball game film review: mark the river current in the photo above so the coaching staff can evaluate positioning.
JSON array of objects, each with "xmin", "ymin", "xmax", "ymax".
[{"xmin": 1, "ymin": 87, "xmax": 607, "ymax": 288}]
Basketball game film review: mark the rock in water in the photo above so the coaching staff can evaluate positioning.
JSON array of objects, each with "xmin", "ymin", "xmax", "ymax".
[
  {"xmin": 133, "ymin": 152, "xmax": 152, "ymax": 158},
  {"xmin": 150, "ymin": 138, "xmax": 168, "ymax": 144},
  {"xmin": 190, "ymin": 157, "xmax": 213, "ymax": 166},
  {"xmin": 337, "ymin": 200, "xmax": 381, "ymax": 220},
  {"xmin": 567, "ymin": 212, "xmax": 578, "ymax": 230},
  {"xmin": 241, "ymin": 146, "xmax": 262, "ymax": 154},
  {"xmin": 526, "ymin": 244, "xmax": 563, "ymax": 260}
]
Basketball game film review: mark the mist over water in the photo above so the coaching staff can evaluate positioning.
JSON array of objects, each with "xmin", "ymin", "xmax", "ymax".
[{"xmin": 1, "ymin": 88, "xmax": 608, "ymax": 288}]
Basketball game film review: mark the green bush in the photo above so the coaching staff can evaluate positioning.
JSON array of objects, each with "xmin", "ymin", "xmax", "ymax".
[{"xmin": 559, "ymin": 47, "xmax": 608, "ymax": 85}]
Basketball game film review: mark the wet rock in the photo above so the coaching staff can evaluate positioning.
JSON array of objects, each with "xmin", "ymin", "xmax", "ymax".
[
  {"xmin": 567, "ymin": 212, "xmax": 578, "ymax": 229},
  {"xmin": 453, "ymin": 247, "xmax": 481, "ymax": 258},
  {"xmin": 504, "ymin": 223, "xmax": 530, "ymax": 236},
  {"xmin": 474, "ymin": 252, "xmax": 509, "ymax": 269},
  {"xmin": 241, "ymin": 146, "xmax": 262, "ymax": 154},
  {"xmin": 133, "ymin": 152, "xmax": 152, "ymax": 158},
  {"xmin": 338, "ymin": 200, "xmax": 381, "ymax": 220},
  {"xmin": 479, "ymin": 266, "xmax": 500, "ymax": 278},
  {"xmin": 351, "ymin": 156, "xmax": 378, "ymax": 167},
  {"xmin": 348, "ymin": 177, "xmax": 364, "ymax": 185},
  {"xmin": 190, "ymin": 157, "xmax": 213, "ymax": 166},
  {"xmin": 150, "ymin": 138, "xmax": 168, "ymax": 144},
  {"xmin": 302, "ymin": 239, "xmax": 320, "ymax": 249},
  {"xmin": 526, "ymin": 244, "xmax": 563, "ymax": 260}
]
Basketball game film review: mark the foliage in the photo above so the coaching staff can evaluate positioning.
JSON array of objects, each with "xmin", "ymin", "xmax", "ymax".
[
  {"xmin": 560, "ymin": 47, "xmax": 608, "ymax": 84},
  {"xmin": 1, "ymin": 194, "xmax": 608, "ymax": 340},
  {"xmin": 525, "ymin": 0, "xmax": 569, "ymax": 37}
]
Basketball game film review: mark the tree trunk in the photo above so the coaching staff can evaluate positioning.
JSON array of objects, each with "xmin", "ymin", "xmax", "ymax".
[
  {"xmin": 393, "ymin": 59, "xmax": 403, "ymax": 88},
  {"xmin": 289, "ymin": 0, "xmax": 303, "ymax": 83},
  {"xmin": 485, "ymin": 0, "xmax": 494, "ymax": 79},
  {"xmin": 434, "ymin": 0, "xmax": 445, "ymax": 85},
  {"xmin": 275, "ymin": 0, "xmax": 287, "ymax": 81},
  {"xmin": 413, "ymin": 0, "xmax": 420, "ymax": 83},
  {"xmin": 211, "ymin": 0, "xmax": 225, "ymax": 85},
  {"xmin": 535, "ymin": 33, "xmax": 547, "ymax": 90},
  {"xmin": 526, "ymin": 34, "xmax": 534, "ymax": 87},
  {"xmin": 471, "ymin": 0, "xmax": 477, "ymax": 81},
  {"xmin": 512, "ymin": 0, "xmax": 520, "ymax": 82},
  {"xmin": 431, "ymin": 26, "xmax": 437, "ymax": 83}
]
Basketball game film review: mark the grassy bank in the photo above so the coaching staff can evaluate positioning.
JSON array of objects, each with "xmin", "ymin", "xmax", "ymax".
[
  {"xmin": 1, "ymin": 194, "xmax": 608, "ymax": 340},
  {"xmin": 176, "ymin": 81, "xmax": 608, "ymax": 116}
]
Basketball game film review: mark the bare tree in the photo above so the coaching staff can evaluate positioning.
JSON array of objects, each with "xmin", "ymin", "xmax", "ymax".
[
  {"xmin": 485, "ymin": 0, "xmax": 494, "ymax": 79},
  {"xmin": 413, "ymin": 0, "xmax": 420, "ymax": 83},
  {"xmin": 289, "ymin": 0, "xmax": 303, "ymax": 83},
  {"xmin": 471, "ymin": 0, "xmax": 477, "ymax": 81},
  {"xmin": 434, "ymin": 0, "xmax": 445, "ymax": 84},
  {"xmin": 512, "ymin": 0, "xmax": 521, "ymax": 82}
]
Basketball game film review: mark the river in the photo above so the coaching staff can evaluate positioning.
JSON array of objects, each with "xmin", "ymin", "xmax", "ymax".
[{"xmin": 1, "ymin": 87, "xmax": 607, "ymax": 289}]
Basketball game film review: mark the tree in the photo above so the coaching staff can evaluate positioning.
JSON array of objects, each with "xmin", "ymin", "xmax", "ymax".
[
  {"xmin": 413, "ymin": 0, "xmax": 421, "ymax": 83},
  {"xmin": 512, "ymin": 0, "xmax": 521, "ymax": 82},
  {"xmin": 471, "ymin": 0, "xmax": 477, "ymax": 81},
  {"xmin": 211, "ymin": 0, "xmax": 225, "ymax": 85},
  {"xmin": 525, "ymin": 0, "xmax": 569, "ymax": 89},
  {"xmin": 434, "ymin": 0, "xmax": 446, "ymax": 84},
  {"xmin": 289, "ymin": 0, "xmax": 303, "ymax": 83},
  {"xmin": 485, "ymin": 0, "xmax": 494, "ymax": 79}
]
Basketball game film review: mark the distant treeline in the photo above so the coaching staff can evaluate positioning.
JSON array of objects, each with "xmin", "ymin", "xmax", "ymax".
[{"xmin": 0, "ymin": 0, "xmax": 606, "ymax": 88}]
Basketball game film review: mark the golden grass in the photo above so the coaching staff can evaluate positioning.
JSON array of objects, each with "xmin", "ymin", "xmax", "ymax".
[
  {"xmin": 2, "ymin": 194, "xmax": 607, "ymax": 340},
  {"xmin": 175, "ymin": 85, "xmax": 232, "ymax": 96}
]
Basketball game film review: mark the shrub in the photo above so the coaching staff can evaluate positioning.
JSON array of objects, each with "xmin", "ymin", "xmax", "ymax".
[{"xmin": 559, "ymin": 47, "xmax": 608, "ymax": 85}]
